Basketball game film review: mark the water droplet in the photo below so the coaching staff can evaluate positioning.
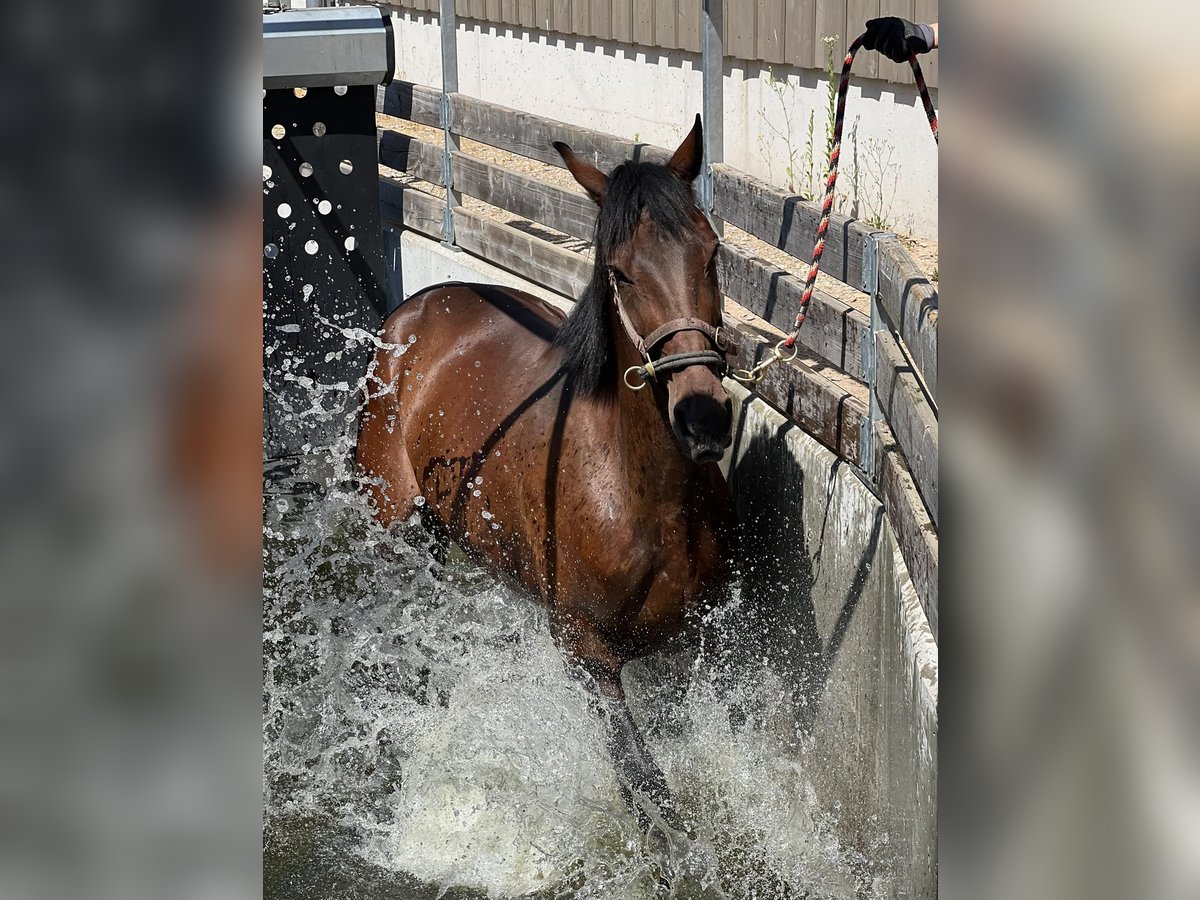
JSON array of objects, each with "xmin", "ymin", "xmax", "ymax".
[
  {"xmin": 333, "ymin": 85, "xmax": 348, "ymax": 96},
  {"xmin": 293, "ymin": 87, "xmax": 307, "ymax": 99},
  {"xmin": 474, "ymin": 476, "xmax": 483, "ymax": 485},
  {"xmin": 271, "ymin": 124, "xmax": 286, "ymax": 139},
  {"xmin": 344, "ymin": 236, "xmax": 357, "ymax": 251},
  {"xmin": 415, "ymin": 373, "xmax": 424, "ymax": 381},
  {"xmin": 412, "ymin": 496, "xmax": 426, "ymax": 507},
  {"xmin": 472, "ymin": 489, "xmax": 481, "ymax": 498},
  {"xmin": 275, "ymin": 498, "xmax": 288, "ymax": 512},
  {"xmin": 338, "ymin": 159, "xmax": 353, "ymax": 175},
  {"xmin": 304, "ymin": 240, "xmax": 318, "ymax": 254},
  {"xmin": 474, "ymin": 360, "xmax": 481, "ymax": 368},
  {"xmin": 299, "ymin": 162, "xmax": 313, "ymax": 178},
  {"xmin": 312, "ymin": 121, "xmax": 326, "ymax": 137},
  {"xmin": 317, "ymin": 199, "xmax": 332, "ymax": 215},
  {"xmin": 263, "ymin": 165, "xmax": 272, "ymax": 180},
  {"xmin": 408, "ymin": 334, "xmax": 417, "ymax": 344},
  {"xmin": 277, "ymin": 203, "xmax": 292, "ymax": 218},
  {"xmin": 438, "ymin": 409, "xmax": 444, "ymax": 416},
  {"xmin": 264, "ymin": 244, "xmax": 278, "ymax": 258},
  {"xmin": 481, "ymin": 510, "xmax": 493, "ymax": 520},
  {"xmin": 302, "ymin": 284, "xmax": 313, "ymax": 297}
]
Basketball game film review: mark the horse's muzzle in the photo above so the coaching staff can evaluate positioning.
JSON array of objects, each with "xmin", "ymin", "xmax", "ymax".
[{"xmin": 671, "ymin": 392, "xmax": 733, "ymax": 463}]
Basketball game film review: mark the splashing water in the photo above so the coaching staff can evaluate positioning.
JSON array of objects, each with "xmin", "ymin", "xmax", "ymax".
[{"xmin": 262, "ymin": 320, "xmax": 894, "ymax": 900}]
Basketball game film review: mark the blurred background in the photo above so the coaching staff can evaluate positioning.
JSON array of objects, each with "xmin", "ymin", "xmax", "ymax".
[{"xmin": 0, "ymin": 0, "xmax": 1194, "ymax": 898}]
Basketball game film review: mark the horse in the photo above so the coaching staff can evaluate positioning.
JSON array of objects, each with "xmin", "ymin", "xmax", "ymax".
[{"xmin": 355, "ymin": 115, "xmax": 737, "ymax": 831}]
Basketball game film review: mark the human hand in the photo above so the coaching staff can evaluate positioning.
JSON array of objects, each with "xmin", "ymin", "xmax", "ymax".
[{"xmin": 862, "ymin": 17, "xmax": 936, "ymax": 63}]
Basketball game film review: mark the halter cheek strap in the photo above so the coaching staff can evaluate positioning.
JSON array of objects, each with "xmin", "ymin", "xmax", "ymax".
[{"xmin": 610, "ymin": 273, "xmax": 729, "ymax": 391}]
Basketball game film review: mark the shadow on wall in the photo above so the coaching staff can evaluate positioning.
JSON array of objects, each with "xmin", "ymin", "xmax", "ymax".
[{"xmin": 725, "ymin": 403, "xmax": 884, "ymax": 740}]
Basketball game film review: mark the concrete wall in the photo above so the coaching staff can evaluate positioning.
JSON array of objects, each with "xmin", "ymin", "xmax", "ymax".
[
  {"xmin": 393, "ymin": 232, "xmax": 938, "ymax": 897},
  {"xmin": 389, "ymin": 11, "xmax": 939, "ymax": 240},
  {"xmin": 721, "ymin": 380, "xmax": 937, "ymax": 898}
]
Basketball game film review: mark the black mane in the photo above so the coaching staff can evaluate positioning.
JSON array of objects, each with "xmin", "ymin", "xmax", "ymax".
[{"xmin": 554, "ymin": 161, "xmax": 697, "ymax": 396}]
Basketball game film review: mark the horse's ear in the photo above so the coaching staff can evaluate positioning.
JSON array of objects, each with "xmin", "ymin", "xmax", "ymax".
[
  {"xmin": 667, "ymin": 114, "xmax": 704, "ymax": 183},
  {"xmin": 554, "ymin": 141, "xmax": 607, "ymax": 206}
]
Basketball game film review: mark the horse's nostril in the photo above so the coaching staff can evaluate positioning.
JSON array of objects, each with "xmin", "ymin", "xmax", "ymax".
[{"xmin": 673, "ymin": 394, "xmax": 733, "ymax": 440}]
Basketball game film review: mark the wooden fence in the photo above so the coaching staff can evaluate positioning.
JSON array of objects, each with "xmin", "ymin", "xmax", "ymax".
[
  {"xmin": 380, "ymin": 0, "xmax": 938, "ymax": 88},
  {"xmin": 376, "ymin": 78, "xmax": 938, "ymax": 634}
]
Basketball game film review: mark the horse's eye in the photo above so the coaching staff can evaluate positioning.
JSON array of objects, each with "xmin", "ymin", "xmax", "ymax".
[{"xmin": 609, "ymin": 267, "xmax": 633, "ymax": 285}]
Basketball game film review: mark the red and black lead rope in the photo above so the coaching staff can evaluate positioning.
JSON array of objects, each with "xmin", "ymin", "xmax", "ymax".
[{"xmin": 780, "ymin": 35, "xmax": 938, "ymax": 352}]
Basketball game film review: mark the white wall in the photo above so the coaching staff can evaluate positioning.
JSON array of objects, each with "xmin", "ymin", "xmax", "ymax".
[{"xmin": 390, "ymin": 12, "xmax": 938, "ymax": 240}]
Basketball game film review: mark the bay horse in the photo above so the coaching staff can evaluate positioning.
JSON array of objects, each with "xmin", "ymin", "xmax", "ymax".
[{"xmin": 356, "ymin": 116, "xmax": 736, "ymax": 831}]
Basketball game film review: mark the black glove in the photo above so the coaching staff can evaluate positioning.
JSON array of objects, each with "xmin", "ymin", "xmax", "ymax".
[{"xmin": 862, "ymin": 17, "xmax": 935, "ymax": 63}]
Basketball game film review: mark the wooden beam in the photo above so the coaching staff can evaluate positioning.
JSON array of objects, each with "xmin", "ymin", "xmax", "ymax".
[
  {"xmin": 874, "ymin": 327, "xmax": 938, "ymax": 527},
  {"xmin": 378, "ymin": 130, "xmax": 444, "ymax": 185},
  {"xmin": 448, "ymin": 92, "xmax": 672, "ymax": 172},
  {"xmin": 711, "ymin": 163, "xmax": 874, "ymax": 289},
  {"xmin": 450, "ymin": 208, "xmax": 590, "ymax": 299},
  {"xmin": 450, "ymin": 151, "xmax": 598, "ymax": 241},
  {"xmin": 379, "ymin": 176, "xmax": 445, "ymax": 240},
  {"xmin": 877, "ymin": 235, "xmax": 938, "ymax": 402},
  {"xmin": 722, "ymin": 305, "xmax": 867, "ymax": 465},
  {"xmin": 718, "ymin": 243, "xmax": 868, "ymax": 379},
  {"xmin": 375, "ymin": 80, "xmax": 443, "ymax": 128},
  {"xmin": 873, "ymin": 418, "xmax": 939, "ymax": 639}
]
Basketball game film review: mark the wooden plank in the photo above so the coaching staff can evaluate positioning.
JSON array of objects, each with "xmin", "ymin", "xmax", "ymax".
[
  {"xmin": 913, "ymin": 0, "xmax": 938, "ymax": 88},
  {"xmin": 812, "ymin": 0, "xmax": 844, "ymax": 71},
  {"xmin": 874, "ymin": 327, "xmax": 937, "ymax": 526},
  {"xmin": 379, "ymin": 177, "xmax": 446, "ymax": 240},
  {"xmin": 552, "ymin": 0, "xmax": 572, "ymax": 34},
  {"xmin": 725, "ymin": 0, "xmax": 756, "ymax": 60},
  {"xmin": 712, "ymin": 163, "xmax": 870, "ymax": 288},
  {"xmin": 517, "ymin": 0, "xmax": 535, "ymax": 28},
  {"xmin": 756, "ymin": 0, "xmax": 784, "ymax": 65},
  {"xmin": 535, "ymin": 0, "xmax": 552, "ymax": 31},
  {"xmin": 846, "ymin": 0, "xmax": 879, "ymax": 80},
  {"xmin": 378, "ymin": 130, "xmax": 445, "ymax": 185},
  {"xmin": 486, "ymin": 0, "xmax": 503, "ymax": 24},
  {"xmin": 676, "ymin": 0, "xmax": 700, "ymax": 54},
  {"xmin": 451, "ymin": 151, "xmax": 598, "ymax": 240},
  {"xmin": 782, "ymin": 0, "xmax": 813, "ymax": 69},
  {"xmin": 452, "ymin": 208, "xmax": 590, "ymax": 299},
  {"xmin": 876, "ymin": 235, "xmax": 937, "ymax": 400},
  {"xmin": 723, "ymin": 305, "xmax": 867, "ymax": 464},
  {"xmin": 449, "ymin": 92, "xmax": 672, "ymax": 170},
  {"xmin": 376, "ymin": 80, "xmax": 443, "ymax": 128},
  {"xmin": 611, "ymin": 0, "xmax": 631, "ymax": 43},
  {"xmin": 717, "ymin": 243, "xmax": 867, "ymax": 378},
  {"xmin": 655, "ymin": 0, "xmax": 676, "ymax": 50},
  {"xmin": 501, "ymin": 0, "xmax": 518, "ymax": 25},
  {"xmin": 633, "ymin": 0, "xmax": 653, "ymax": 46},
  {"xmin": 873, "ymin": 418, "xmax": 938, "ymax": 637},
  {"xmin": 572, "ymin": 0, "xmax": 588, "ymax": 36},
  {"xmin": 592, "ymin": 0, "xmax": 612, "ymax": 42}
]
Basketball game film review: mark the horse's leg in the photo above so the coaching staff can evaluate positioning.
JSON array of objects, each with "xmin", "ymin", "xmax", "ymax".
[
  {"xmin": 356, "ymin": 391, "xmax": 421, "ymax": 528},
  {"xmin": 555, "ymin": 620, "xmax": 682, "ymax": 835}
]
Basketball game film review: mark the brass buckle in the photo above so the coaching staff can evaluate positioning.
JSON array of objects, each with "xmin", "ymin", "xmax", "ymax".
[{"xmin": 732, "ymin": 339, "xmax": 798, "ymax": 385}]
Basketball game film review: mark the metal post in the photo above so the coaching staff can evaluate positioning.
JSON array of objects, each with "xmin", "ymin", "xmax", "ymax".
[
  {"xmin": 439, "ymin": 0, "xmax": 460, "ymax": 247},
  {"xmin": 859, "ymin": 231, "xmax": 891, "ymax": 482},
  {"xmin": 701, "ymin": 0, "xmax": 723, "ymax": 232}
]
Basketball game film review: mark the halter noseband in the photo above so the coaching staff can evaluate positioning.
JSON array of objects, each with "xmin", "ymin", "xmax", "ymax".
[{"xmin": 610, "ymin": 272, "xmax": 729, "ymax": 391}]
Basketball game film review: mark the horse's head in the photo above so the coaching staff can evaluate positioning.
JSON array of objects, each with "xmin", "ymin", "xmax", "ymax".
[{"xmin": 554, "ymin": 117, "xmax": 733, "ymax": 463}]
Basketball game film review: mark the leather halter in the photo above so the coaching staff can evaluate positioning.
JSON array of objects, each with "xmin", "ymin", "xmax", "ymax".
[{"xmin": 609, "ymin": 272, "xmax": 729, "ymax": 391}]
